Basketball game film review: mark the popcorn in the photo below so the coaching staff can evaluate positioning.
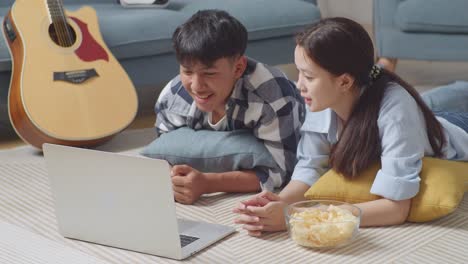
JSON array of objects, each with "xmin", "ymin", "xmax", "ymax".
[{"xmin": 289, "ymin": 205, "xmax": 359, "ymax": 248}]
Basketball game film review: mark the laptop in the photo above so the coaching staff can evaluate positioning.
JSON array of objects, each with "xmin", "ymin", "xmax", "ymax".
[{"xmin": 43, "ymin": 143, "xmax": 235, "ymax": 260}]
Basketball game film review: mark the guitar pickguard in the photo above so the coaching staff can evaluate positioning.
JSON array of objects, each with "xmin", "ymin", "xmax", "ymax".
[{"xmin": 70, "ymin": 17, "xmax": 109, "ymax": 62}]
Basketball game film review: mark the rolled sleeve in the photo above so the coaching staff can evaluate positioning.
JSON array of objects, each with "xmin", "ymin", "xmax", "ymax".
[
  {"xmin": 371, "ymin": 86, "xmax": 429, "ymax": 200},
  {"xmin": 291, "ymin": 158, "xmax": 323, "ymax": 186},
  {"xmin": 370, "ymin": 156, "xmax": 422, "ymax": 200}
]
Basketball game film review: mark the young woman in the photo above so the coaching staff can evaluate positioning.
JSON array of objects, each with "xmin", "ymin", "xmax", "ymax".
[{"xmin": 233, "ymin": 17, "xmax": 468, "ymax": 236}]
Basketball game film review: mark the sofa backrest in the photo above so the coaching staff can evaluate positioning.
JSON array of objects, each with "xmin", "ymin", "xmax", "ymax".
[{"xmin": 395, "ymin": 0, "xmax": 468, "ymax": 34}]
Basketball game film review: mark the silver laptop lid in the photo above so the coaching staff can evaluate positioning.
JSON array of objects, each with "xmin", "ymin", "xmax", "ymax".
[{"xmin": 43, "ymin": 143, "xmax": 183, "ymax": 259}]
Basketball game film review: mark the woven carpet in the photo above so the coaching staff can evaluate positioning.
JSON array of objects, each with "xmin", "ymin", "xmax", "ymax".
[{"xmin": 0, "ymin": 129, "xmax": 467, "ymax": 263}]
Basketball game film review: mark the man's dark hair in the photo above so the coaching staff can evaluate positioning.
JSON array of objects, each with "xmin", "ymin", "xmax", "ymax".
[{"xmin": 172, "ymin": 9, "xmax": 248, "ymax": 66}]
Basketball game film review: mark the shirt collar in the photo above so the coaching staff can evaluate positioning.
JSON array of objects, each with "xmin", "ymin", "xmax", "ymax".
[
  {"xmin": 302, "ymin": 108, "xmax": 333, "ymax": 133},
  {"xmin": 301, "ymin": 108, "xmax": 339, "ymax": 143}
]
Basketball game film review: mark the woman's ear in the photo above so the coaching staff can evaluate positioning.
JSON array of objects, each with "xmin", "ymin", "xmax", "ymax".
[
  {"xmin": 338, "ymin": 73, "xmax": 355, "ymax": 92},
  {"xmin": 234, "ymin": 56, "xmax": 248, "ymax": 79}
]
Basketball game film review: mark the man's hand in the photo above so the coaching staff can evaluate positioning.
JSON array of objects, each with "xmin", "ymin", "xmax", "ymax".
[
  {"xmin": 171, "ymin": 165, "xmax": 207, "ymax": 204},
  {"xmin": 233, "ymin": 191, "xmax": 288, "ymax": 236}
]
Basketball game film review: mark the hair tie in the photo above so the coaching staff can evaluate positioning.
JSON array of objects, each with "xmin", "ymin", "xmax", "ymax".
[{"xmin": 369, "ymin": 64, "xmax": 382, "ymax": 81}]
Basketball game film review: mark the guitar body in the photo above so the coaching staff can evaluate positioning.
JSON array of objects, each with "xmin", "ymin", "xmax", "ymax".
[{"xmin": 3, "ymin": 0, "xmax": 138, "ymax": 149}]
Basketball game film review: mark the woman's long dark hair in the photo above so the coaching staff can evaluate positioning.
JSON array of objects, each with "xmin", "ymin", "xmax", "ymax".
[{"xmin": 295, "ymin": 17, "xmax": 445, "ymax": 179}]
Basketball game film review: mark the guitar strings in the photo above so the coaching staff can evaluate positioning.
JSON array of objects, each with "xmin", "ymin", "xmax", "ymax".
[
  {"xmin": 54, "ymin": 0, "xmax": 70, "ymax": 46},
  {"xmin": 48, "ymin": 0, "xmax": 71, "ymax": 47},
  {"xmin": 57, "ymin": 0, "xmax": 74, "ymax": 46},
  {"xmin": 48, "ymin": 0, "xmax": 66, "ymax": 46}
]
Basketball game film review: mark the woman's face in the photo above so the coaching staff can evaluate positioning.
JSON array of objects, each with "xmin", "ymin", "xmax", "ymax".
[{"xmin": 294, "ymin": 45, "xmax": 346, "ymax": 112}]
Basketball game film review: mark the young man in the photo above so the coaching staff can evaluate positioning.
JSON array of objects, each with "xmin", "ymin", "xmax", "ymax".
[{"xmin": 155, "ymin": 10, "xmax": 305, "ymax": 204}]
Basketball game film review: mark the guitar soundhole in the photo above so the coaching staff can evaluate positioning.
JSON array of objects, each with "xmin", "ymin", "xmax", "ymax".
[{"xmin": 48, "ymin": 23, "xmax": 77, "ymax": 48}]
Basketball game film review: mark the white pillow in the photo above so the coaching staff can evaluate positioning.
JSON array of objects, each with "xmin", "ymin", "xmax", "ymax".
[{"xmin": 119, "ymin": 0, "xmax": 169, "ymax": 8}]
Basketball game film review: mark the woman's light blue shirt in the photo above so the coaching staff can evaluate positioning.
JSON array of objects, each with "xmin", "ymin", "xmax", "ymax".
[{"xmin": 291, "ymin": 84, "xmax": 468, "ymax": 200}]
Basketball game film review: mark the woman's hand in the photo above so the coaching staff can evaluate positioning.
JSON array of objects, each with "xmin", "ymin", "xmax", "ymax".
[{"xmin": 233, "ymin": 191, "xmax": 288, "ymax": 236}]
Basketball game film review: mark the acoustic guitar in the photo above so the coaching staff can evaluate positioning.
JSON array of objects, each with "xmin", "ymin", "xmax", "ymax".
[{"xmin": 2, "ymin": 0, "xmax": 138, "ymax": 149}]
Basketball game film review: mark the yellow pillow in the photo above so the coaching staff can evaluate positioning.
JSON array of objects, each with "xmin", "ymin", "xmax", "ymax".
[{"xmin": 304, "ymin": 157, "xmax": 468, "ymax": 222}]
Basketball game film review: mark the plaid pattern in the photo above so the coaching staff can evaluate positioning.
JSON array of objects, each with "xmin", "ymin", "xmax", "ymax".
[{"xmin": 155, "ymin": 58, "xmax": 305, "ymax": 190}]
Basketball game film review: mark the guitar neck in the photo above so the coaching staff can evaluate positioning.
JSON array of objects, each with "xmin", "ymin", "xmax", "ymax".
[{"xmin": 46, "ymin": 0, "xmax": 68, "ymax": 24}]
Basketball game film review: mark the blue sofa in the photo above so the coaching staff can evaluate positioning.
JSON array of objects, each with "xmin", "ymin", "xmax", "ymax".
[
  {"xmin": 374, "ymin": 0, "xmax": 468, "ymax": 62},
  {"xmin": 0, "ymin": 0, "xmax": 320, "ymax": 131}
]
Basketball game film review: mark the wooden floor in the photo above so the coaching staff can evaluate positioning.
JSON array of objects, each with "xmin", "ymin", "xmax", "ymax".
[{"xmin": 0, "ymin": 114, "xmax": 155, "ymax": 150}]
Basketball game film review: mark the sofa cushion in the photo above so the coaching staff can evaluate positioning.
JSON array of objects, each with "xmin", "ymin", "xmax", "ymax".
[
  {"xmin": 68, "ymin": 0, "xmax": 320, "ymax": 60},
  {"xmin": 0, "ymin": 0, "xmax": 14, "ymax": 8},
  {"xmin": 0, "ymin": 0, "xmax": 115, "ymax": 8},
  {"xmin": 0, "ymin": 0, "xmax": 320, "ymax": 69},
  {"xmin": 304, "ymin": 157, "xmax": 468, "ymax": 222},
  {"xmin": 67, "ymin": 3, "xmax": 188, "ymax": 60},
  {"xmin": 181, "ymin": 0, "xmax": 320, "ymax": 41},
  {"xmin": 395, "ymin": 0, "xmax": 468, "ymax": 34}
]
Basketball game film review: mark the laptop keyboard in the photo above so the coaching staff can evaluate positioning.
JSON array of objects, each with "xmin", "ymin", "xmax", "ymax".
[{"xmin": 180, "ymin": 234, "xmax": 199, "ymax": 247}]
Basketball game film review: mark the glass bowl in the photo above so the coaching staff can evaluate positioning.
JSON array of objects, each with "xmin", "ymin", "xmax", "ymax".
[{"xmin": 284, "ymin": 200, "xmax": 361, "ymax": 249}]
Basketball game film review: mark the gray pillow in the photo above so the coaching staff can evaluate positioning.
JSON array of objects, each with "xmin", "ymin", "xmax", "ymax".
[{"xmin": 140, "ymin": 127, "xmax": 278, "ymax": 173}]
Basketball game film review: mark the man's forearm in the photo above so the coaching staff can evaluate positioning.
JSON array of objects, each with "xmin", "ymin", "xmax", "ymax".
[{"xmin": 203, "ymin": 170, "xmax": 260, "ymax": 193}]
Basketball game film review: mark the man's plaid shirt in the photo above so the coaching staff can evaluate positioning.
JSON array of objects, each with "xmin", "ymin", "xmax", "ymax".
[{"xmin": 155, "ymin": 58, "xmax": 305, "ymax": 190}]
